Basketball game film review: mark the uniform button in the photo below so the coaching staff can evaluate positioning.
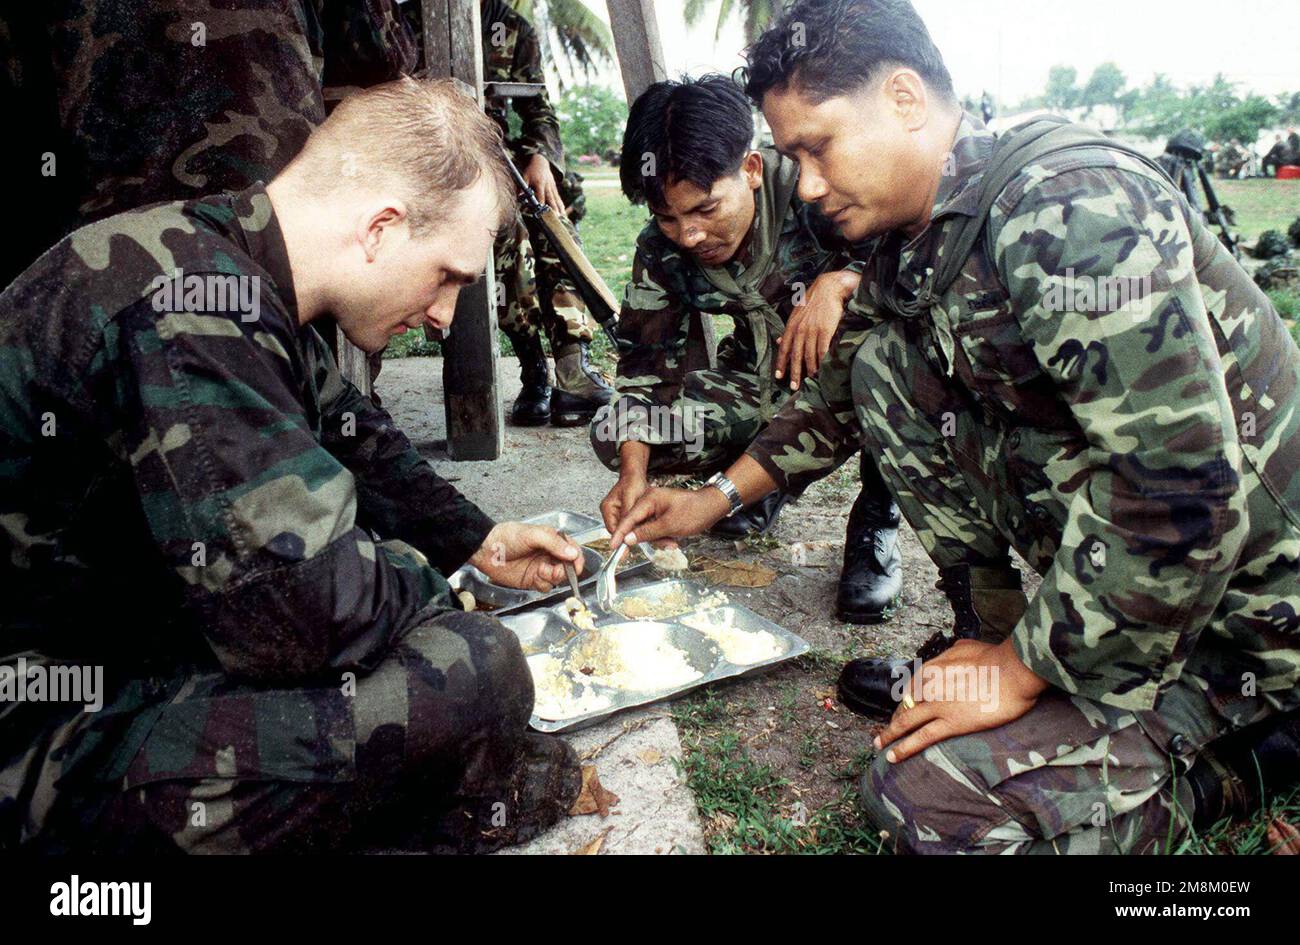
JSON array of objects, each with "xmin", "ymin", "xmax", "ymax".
[
  {"xmin": 1008, "ymin": 430, "xmax": 1021, "ymax": 449},
  {"xmin": 1168, "ymin": 734, "xmax": 1188, "ymax": 754}
]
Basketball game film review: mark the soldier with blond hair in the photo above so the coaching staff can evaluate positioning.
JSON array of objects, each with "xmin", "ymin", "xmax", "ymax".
[{"xmin": 1, "ymin": 78, "xmax": 585, "ymax": 854}]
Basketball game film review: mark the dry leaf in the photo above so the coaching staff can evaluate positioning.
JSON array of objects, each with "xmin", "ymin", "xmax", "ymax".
[
  {"xmin": 1267, "ymin": 817, "xmax": 1300, "ymax": 854},
  {"xmin": 572, "ymin": 827, "xmax": 612, "ymax": 855},
  {"xmin": 637, "ymin": 747, "xmax": 663, "ymax": 765},
  {"xmin": 570, "ymin": 765, "xmax": 620, "ymax": 818},
  {"xmin": 691, "ymin": 555, "xmax": 777, "ymax": 588}
]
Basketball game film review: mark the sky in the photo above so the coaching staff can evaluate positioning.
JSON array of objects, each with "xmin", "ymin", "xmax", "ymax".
[{"xmin": 553, "ymin": 0, "xmax": 1300, "ymax": 105}]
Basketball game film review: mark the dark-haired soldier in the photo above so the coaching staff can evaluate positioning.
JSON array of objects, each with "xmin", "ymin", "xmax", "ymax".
[
  {"xmin": 610, "ymin": 0, "xmax": 1300, "ymax": 853},
  {"xmin": 592, "ymin": 74, "xmax": 903, "ymax": 622},
  {"xmin": 1262, "ymin": 135, "xmax": 1288, "ymax": 178}
]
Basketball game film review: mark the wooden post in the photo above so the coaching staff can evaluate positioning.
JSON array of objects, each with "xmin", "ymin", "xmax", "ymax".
[
  {"xmin": 605, "ymin": 0, "xmax": 668, "ymax": 103},
  {"xmin": 425, "ymin": 0, "xmax": 503, "ymax": 460}
]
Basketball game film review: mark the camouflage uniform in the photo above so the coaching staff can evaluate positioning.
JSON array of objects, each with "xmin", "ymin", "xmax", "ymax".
[
  {"xmin": 0, "ymin": 1, "xmax": 415, "ymax": 286},
  {"xmin": 480, "ymin": 0, "xmax": 596, "ymax": 348},
  {"xmin": 745, "ymin": 115, "xmax": 1300, "ymax": 853},
  {"xmin": 590, "ymin": 149, "xmax": 859, "ymax": 477},
  {"xmin": 0, "ymin": 186, "xmax": 542, "ymax": 853}
]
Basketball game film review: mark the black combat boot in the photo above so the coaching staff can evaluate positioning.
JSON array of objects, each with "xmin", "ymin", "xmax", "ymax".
[
  {"xmin": 836, "ymin": 454, "xmax": 903, "ymax": 623},
  {"xmin": 550, "ymin": 340, "xmax": 613, "ymax": 427},
  {"xmin": 505, "ymin": 330, "xmax": 551, "ymax": 426},
  {"xmin": 1186, "ymin": 709, "xmax": 1300, "ymax": 830},
  {"xmin": 709, "ymin": 490, "xmax": 791, "ymax": 539},
  {"xmin": 836, "ymin": 561, "xmax": 1027, "ymax": 719},
  {"xmin": 425, "ymin": 733, "xmax": 584, "ymax": 854}
]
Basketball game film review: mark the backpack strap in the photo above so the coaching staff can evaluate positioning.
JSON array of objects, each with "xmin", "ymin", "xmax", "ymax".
[{"xmin": 929, "ymin": 117, "xmax": 1171, "ymax": 299}]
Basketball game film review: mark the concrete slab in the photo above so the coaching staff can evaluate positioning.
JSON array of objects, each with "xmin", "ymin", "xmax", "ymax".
[{"xmin": 499, "ymin": 708, "xmax": 705, "ymax": 855}]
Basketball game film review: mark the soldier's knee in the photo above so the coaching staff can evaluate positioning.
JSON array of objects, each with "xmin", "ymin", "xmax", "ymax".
[
  {"xmin": 397, "ymin": 610, "xmax": 531, "ymax": 724},
  {"xmin": 858, "ymin": 744, "xmax": 1003, "ymax": 855},
  {"xmin": 439, "ymin": 610, "xmax": 530, "ymax": 695},
  {"xmin": 858, "ymin": 750, "xmax": 905, "ymax": 838}
]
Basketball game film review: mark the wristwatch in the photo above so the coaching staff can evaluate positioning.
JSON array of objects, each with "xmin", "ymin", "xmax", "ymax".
[{"xmin": 704, "ymin": 472, "xmax": 744, "ymax": 518}]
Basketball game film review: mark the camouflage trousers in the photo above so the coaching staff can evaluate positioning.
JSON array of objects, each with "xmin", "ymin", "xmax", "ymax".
[
  {"xmin": 494, "ymin": 211, "xmax": 597, "ymax": 349},
  {"xmin": 589, "ymin": 366, "xmax": 789, "ymax": 476},
  {"xmin": 849, "ymin": 317, "xmax": 1288, "ymax": 854},
  {"xmin": 26, "ymin": 610, "xmax": 534, "ymax": 853},
  {"xmin": 861, "ymin": 688, "xmax": 1229, "ymax": 854}
]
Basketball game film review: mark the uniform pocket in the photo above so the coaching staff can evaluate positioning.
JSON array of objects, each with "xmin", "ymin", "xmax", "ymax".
[{"xmin": 953, "ymin": 310, "xmax": 1045, "ymax": 388}]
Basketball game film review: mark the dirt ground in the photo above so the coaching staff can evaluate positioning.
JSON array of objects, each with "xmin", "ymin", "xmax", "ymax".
[{"xmin": 376, "ymin": 354, "xmax": 1042, "ymax": 852}]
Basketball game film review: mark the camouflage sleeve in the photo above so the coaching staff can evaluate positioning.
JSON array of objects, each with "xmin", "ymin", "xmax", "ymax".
[
  {"xmin": 743, "ymin": 308, "xmax": 869, "ymax": 494},
  {"xmin": 320, "ymin": 0, "xmax": 418, "ymax": 87},
  {"xmin": 508, "ymin": 16, "xmax": 564, "ymax": 168},
  {"xmin": 306, "ymin": 328, "xmax": 495, "ymax": 575},
  {"xmin": 608, "ymin": 241, "xmax": 692, "ymax": 443},
  {"xmin": 122, "ymin": 300, "xmax": 452, "ymax": 683},
  {"xmin": 992, "ymin": 164, "xmax": 1247, "ymax": 711}
]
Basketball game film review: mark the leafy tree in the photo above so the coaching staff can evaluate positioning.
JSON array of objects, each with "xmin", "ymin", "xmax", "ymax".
[
  {"xmin": 1128, "ymin": 73, "xmax": 1200, "ymax": 138},
  {"xmin": 1080, "ymin": 62, "xmax": 1126, "ymax": 111},
  {"xmin": 1044, "ymin": 65, "xmax": 1078, "ymax": 110},
  {"xmin": 555, "ymin": 84, "xmax": 629, "ymax": 158},
  {"xmin": 510, "ymin": 0, "xmax": 614, "ymax": 81},
  {"xmin": 1277, "ymin": 91, "xmax": 1300, "ymax": 126},
  {"xmin": 684, "ymin": 0, "xmax": 782, "ymax": 42},
  {"xmin": 1205, "ymin": 94, "xmax": 1279, "ymax": 145}
]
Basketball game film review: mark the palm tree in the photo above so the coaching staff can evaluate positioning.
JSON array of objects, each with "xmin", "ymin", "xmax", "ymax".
[
  {"xmin": 683, "ymin": 0, "xmax": 781, "ymax": 44},
  {"xmin": 508, "ymin": 0, "xmax": 615, "ymax": 84}
]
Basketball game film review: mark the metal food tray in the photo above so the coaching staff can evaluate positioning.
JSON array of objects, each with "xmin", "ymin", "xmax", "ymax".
[
  {"xmin": 447, "ymin": 510, "xmax": 654, "ymax": 616},
  {"xmin": 498, "ymin": 576, "xmax": 810, "ymax": 733}
]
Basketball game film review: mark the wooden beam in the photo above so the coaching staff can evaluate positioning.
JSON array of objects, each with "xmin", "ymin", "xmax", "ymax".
[
  {"xmin": 483, "ymin": 81, "xmax": 544, "ymax": 98},
  {"xmin": 605, "ymin": 0, "xmax": 667, "ymax": 104},
  {"xmin": 426, "ymin": 0, "xmax": 503, "ymax": 460}
]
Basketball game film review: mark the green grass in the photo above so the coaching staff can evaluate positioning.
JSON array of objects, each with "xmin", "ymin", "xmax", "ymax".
[
  {"xmin": 1269, "ymin": 286, "xmax": 1300, "ymax": 334},
  {"xmin": 671, "ymin": 692, "xmax": 888, "ymax": 855},
  {"xmin": 1175, "ymin": 784, "xmax": 1300, "ymax": 855},
  {"xmin": 1214, "ymin": 179, "xmax": 1300, "ymax": 243}
]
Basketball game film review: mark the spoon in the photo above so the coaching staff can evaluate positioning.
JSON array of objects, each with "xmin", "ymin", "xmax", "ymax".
[{"xmin": 595, "ymin": 542, "xmax": 629, "ymax": 612}]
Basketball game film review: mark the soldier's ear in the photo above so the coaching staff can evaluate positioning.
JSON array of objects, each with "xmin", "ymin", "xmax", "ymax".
[
  {"xmin": 885, "ymin": 69, "xmax": 930, "ymax": 133},
  {"xmin": 358, "ymin": 202, "xmax": 408, "ymax": 262},
  {"xmin": 742, "ymin": 151, "xmax": 764, "ymax": 190}
]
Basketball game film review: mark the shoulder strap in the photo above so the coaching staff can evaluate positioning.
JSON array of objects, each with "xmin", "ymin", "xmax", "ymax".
[{"xmin": 930, "ymin": 117, "xmax": 1170, "ymax": 298}]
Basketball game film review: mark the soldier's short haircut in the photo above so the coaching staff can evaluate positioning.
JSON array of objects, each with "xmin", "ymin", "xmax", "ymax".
[
  {"xmin": 292, "ymin": 76, "xmax": 517, "ymax": 235},
  {"xmin": 619, "ymin": 74, "xmax": 755, "ymax": 209},
  {"xmin": 742, "ymin": 0, "xmax": 955, "ymax": 108}
]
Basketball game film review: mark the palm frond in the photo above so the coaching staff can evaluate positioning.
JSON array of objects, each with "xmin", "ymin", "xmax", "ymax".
[{"xmin": 510, "ymin": 0, "xmax": 615, "ymax": 79}]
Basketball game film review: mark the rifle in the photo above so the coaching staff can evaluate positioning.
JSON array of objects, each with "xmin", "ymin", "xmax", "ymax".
[
  {"xmin": 1196, "ymin": 161, "xmax": 1240, "ymax": 259},
  {"xmin": 502, "ymin": 152, "xmax": 625, "ymax": 350}
]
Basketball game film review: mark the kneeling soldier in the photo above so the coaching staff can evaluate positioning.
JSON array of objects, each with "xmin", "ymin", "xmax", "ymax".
[
  {"xmin": 593, "ymin": 75, "xmax": 903, "ymax": 622},
  {"xmin": 611, "ymin": 0, "xmax": 1300, "ymax": 853}
]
